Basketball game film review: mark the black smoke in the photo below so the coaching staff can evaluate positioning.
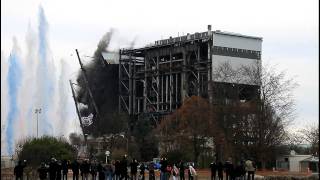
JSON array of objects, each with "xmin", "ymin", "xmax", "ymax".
[{"xmin": 75, "ymin": 30, "xmax": 125, "ymax": 136}]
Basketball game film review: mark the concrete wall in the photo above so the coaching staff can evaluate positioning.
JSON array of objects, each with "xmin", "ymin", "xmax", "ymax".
[{"xmin": 213, "ymin": 32, "xmax": 262, "ymax": 51}]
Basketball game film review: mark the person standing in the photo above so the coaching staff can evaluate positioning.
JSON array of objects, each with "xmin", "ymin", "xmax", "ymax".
[
  {"xmin": 97, "ymin": 161, "xmax": 105, "ymax": 180},
  {"xmin": 38, "ymin": 162, "xmax": 48, "ymax": 180},
  {"xmin": 71, "ymin": 159, "xmax": 80, "ymax": 180},
  {"xmin": 160, "ymin": 158, "xmax": 168, "ymax": 180},
  {"xmin": 130, "ymin": 158, "xmax": 139, "ymax": 180},
  {"xmin": 165, "ymin": 164, "xmax": 172, "ymax": 180},
  {"xmin": 210, "ymin": 161, "xmax": 217, "ymax": 180},
  {"xmin": 90, "ymin": 160, "xmax": 98, "ymax": 180},
  {"xmin": 62, "ymin": 159, "xmax": 69, "ymax": 180},
  {"xmin": 188, "ymin": 164, "xmax": 197, "ymax": 180},
  {"xmin": 14, "ymin": 160, "xmax": 27, "ymax": 180},
  {"xmin": 83, "ymin": 159, "xmax": 91, "ymax": 180},
  {"xmin": 217, "ymin": 162, "xmax": 223, "ymax": 180},
  {"xmin": 49, "ymin": 158, "xmax": 58, "ymax": 180},
  {"xmin": 178, "ymin": 160, "xmax": 185, "ymax": 180},
  {"xmin": 56, "ymin": 160, "xmax": 63, "ymax": 180},
  {"xmin": 245, "ymin": 158, "xmax": 255, "ymax": 180},
  {"xmin": 105, "ymin": 160, "xmax": 113, "ymax": 180},
  {"xmin": 114, "ymin": 160, "xmax": 121, "ymax": 180},
  {"xmin": 224, "ymin": 158, "xmax": 234, "ymax": 180},
  {"xmin": 148, "ymin": 162, "xmax": 155, "ymax": 180},
  {"xmin": 172, "ymin": 164, "xmax": 179, "ymax": 180},
  {"xmin": 120, "ymin": 155, "xmax": 128, "ymax": 180},
  {"xmin": 139, "ymin": 163, "xmax": 146, "ymax": 180}
]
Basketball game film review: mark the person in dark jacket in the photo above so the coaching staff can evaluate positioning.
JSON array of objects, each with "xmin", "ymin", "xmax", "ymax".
[
  {"xmin": 160, "ymin": 158, "xmax": 168, "ymax": 180},
  {"xmin": 49, "ymin": 158, "xmax": 58, "ymax": 180},
  {"xmin": 62, "ymin": 159, "xmax": 69, "ymax": 180},
  {"xmin": 82, "ymin": 159, "xmax": 91, "ymax": 180},
  {"xmin": 38, "ymin": 162, "xmax": 48, "ymax": 180},
  {"xmin": 14, "ymin": 160, "xmax": 27, "ymax": 180},
  {"xmin": 90, "ymin": 160, "xmax": 98, "ymax": 180},
  {"xmin": 120, "ymin": 155, "xmax": 128, "ymax": 180},
  {"xmin": 97, "ymin": 162, "xmax": 105, "ymax": 180},
  {"xmin": 210, "ymin": 161, "xmax": 217, "ymax": 180},
  {"xmin": 114, "ymin": 160, "xmax": 121, "ymax": 180},
  {"xmin": 148, "ymin": 162, "xmax": 155, "ymax": 180},
  {"xmin": 139, "ymin": 163, "xmax": 146, "ymax": 180},
  {"xmin": 178, "ymin": 160, "xmax": 185, "ymax": 180},
  {"xmin": 234, "ymin": 162, "xmax": 243, "ymax": 180},
  {"xmin": 71, "ymin": 159, "xmax": 80, "ymax": 180},
  {"xmin": 217, "ymin": 162, "xmax": 223, "ymax": 180},
  {"xmin": 56, "ymin": 160, "xmax": 63, "ymax": 180},
  {"xmin": 130, "ymin": 158, "xmax": 139, "ymax": 180},
  {"xmin": 224, "ymin": 158, "xmax": 234, "ymax": 180}
]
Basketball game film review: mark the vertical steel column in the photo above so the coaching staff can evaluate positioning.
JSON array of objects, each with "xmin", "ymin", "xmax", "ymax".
[
  {"xmin": 181, "ymin": 49, "xmax": 187, "ymax": 102},
  {"xmin": 169, "ymin": 50, "xmax": 173, "ymax": 111},
  {"xmin": 133, "ymin": 55, "xmax": 136, "ymax": 114},
  {"xmin": 166, "ymin": 75, "xmax": 168, "ymax": 110},
  {"xmin": 161, "ymin": 75, "xmax": 164, "ymax": 110},
  {"xmin": 176, "ymin": 73, "xmax": 178, "ymax": 109},
  {"xmin": 197, "ymin": 44, "xmax": 201, "ymax": 96},
  {"xmin": 208, "ymin": 37, "xmax": 213, "ymax": 104},
  {"xmin": 118, "ymin": 50, "xmax": 122, "ymax": 113},
  {"xmin": 157, "ymin": 55, "xmax": 160, "ymax": 111},
  {"xmin": 129, "ymin": 53, "xmax": 132, "ymax": 114},
  {"xmin": 143, "ymin": 55, "xmax": 147, "ymax": 112}
]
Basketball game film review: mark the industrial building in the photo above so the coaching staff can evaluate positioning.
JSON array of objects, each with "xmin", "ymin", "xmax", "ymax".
[{"xmin": 118, "ymin": 25, "xmax": 262, "ymax": 123}]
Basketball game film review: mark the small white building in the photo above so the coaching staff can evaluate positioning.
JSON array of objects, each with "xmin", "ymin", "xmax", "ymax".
[
  {"xmin": 1, "ymin": 156, "xmax": 15, "ymax": 168},
  {"xmin": 276, "ymin": 150, "xmax": 317, "ymax": 172}
]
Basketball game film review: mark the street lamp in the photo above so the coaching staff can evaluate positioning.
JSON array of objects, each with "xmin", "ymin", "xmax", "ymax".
[
  {"xmin": 120, "ymin": 134, "xmax": 129, "ymax": 154},
  {"xmin": 105, "ymin": 150, "xmax": 110, "ymax": 164},
  {"xmin": 35, "ymin": 108, "xmax": 41, "ymax": 138},
  {"xmin": 84, "ymin": 134, "xmax": 88, "ymax": 156}
]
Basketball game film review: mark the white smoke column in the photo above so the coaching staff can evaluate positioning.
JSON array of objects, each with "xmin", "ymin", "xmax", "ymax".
[
  {"xmin": 17, "ymin": 23, "xmax": 38, "ymax": 138},
  {"xmin": 1, "ymin": 51, "xmax": 9, "ymax": 155},
  {"xmin": 57, "ymin": 59, "xmax": 73, "ymax": 136},
  {"xmin": 35, "ymin": 5, "xmax": 57, "ymax": 136}
]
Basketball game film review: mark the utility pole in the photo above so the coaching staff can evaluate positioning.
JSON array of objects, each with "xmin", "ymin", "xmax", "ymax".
[
  {"xmin": 35, "ymin": 108, "xmax": 41, "ymax": 138},
  {"xmin": 75, "ymin": 49, "xmax": 102, "ymax": 133},
  {"xmin": 69, "ymin": 80, "xmax": 86, "ymax": 140}
]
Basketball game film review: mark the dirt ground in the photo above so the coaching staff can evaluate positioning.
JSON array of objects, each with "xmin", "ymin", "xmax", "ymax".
[{"xmin": 1, "ymin": 168, "xmax": 314, "ymax": 180}]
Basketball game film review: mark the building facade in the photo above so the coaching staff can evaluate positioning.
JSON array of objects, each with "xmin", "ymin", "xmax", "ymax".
[{"xmin": 118, "ymin": 25, "xmax": 262, "ymax": 123}]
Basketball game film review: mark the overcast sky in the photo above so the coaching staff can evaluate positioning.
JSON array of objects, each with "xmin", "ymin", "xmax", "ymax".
[{"xmin": 2, "ymin": 0, "xmax": 319, "ymax": 131}]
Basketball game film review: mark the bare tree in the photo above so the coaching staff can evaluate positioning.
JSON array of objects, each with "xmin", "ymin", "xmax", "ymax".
[
  {"xmin": 299, "ymin": 123, "xmax": 319, "ymax": 155},
  {"xmin": 211, "ymin": 62, "xmax": 298, "ymax": 168}
]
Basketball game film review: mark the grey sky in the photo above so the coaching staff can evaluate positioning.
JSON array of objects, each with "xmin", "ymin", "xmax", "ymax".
[{"xmin": 1, "ymin": 0, "xmax": 319, "ymax": 131}]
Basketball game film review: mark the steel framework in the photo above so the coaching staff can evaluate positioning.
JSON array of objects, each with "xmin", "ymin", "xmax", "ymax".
[{"xmin": 119, "ymin": 30, "xmax": 214, "ymax": 123}]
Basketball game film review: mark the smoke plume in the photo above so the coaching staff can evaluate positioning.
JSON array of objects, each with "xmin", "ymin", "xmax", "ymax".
[{"xmin": 6, "ymin": 37, "xmax": 22, "ymax": 155}]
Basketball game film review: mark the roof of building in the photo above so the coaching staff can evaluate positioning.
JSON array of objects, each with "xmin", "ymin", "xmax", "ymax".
[
  {"xmin": 213, "ymin": 30, "xmax": 263, "ymax": 40},
  {"xmin": 123, "ymin": 29, "xmax": 262, "ymax": 52},
  {"xmin": 301, "ymin": 156, "xmax": 319, "ymax": 162}
]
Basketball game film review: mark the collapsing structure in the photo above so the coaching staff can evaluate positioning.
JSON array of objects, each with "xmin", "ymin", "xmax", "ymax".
[{"xmin": 118, "ymin": 25, "xmax": 262, "ymax": 123}]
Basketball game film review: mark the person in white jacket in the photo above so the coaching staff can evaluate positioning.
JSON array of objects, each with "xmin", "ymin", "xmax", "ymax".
[
  {"xmin": 172, "ymin": 164, "xmax": 179, "ymax": 180},
  {"xmin": 245, "ymin": 159, "xmax": 256, "ymax": 180},
  {"xmin": 188, "ymin": 164, "xmax": 197, "ymax": 180}
]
